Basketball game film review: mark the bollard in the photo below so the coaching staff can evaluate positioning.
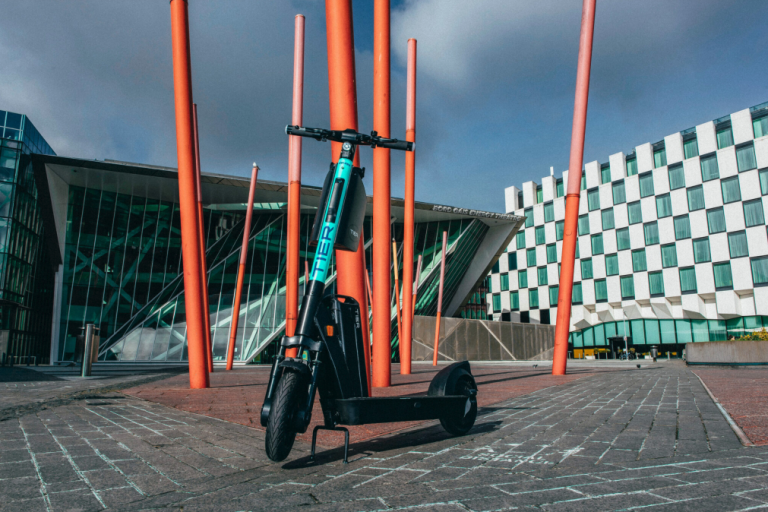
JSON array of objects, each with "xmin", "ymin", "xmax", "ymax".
[{"xmin": 81, "ymin": 324, "xmax": 99, "ymax": 377}]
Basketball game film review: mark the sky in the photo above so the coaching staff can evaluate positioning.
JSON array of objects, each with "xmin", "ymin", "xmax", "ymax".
[{"xmin": 1, "ymin": 1, "xmax": 767, "ymax": 212}]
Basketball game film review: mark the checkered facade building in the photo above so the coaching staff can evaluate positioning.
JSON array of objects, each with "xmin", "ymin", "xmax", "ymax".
[{"xmin": 486, "ymin": 101, "xmax": 768, "ymax": 346}]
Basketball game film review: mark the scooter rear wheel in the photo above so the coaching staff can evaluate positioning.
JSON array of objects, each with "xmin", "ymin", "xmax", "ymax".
[
  {"xmin": 439, "ymin": 374, "xmax": 478, "ymax": 436},
  {"xmin": 265, "ymin": 370, "xmax": 305, "ymax": 462}
]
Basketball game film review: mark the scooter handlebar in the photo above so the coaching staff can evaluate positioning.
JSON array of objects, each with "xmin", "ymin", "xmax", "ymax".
[
  {"xmin": 375, "ymin": 139, "xmax": 414, "ymax": 151},
  {"xmin": 286, "ymin": 125, "xmax": 413, "ymax": 151}
]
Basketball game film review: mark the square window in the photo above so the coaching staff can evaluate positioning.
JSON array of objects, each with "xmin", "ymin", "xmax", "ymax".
[
  {"xmin": 620, "ymin": 275, "xmax": 635, "ymax": 299},
  {"xmin": 578, "ymin": 214, "xmax": 590, "ymax": 235},
  {"xmin": 544, "ymin": 202, "xmax": 554, "ymax": 222},
  {"xmin": 632, "ymin": 249, "xmax": 647, "ymax": 272},
  {"xmin": 721, "ymin": 177, "xmax": 741, "ymax": 204},
  {"xmin": 656, "ymin": 194, "xmax": 672, "ymax": 218},
  {"xmin": 668, "ymin": 163, "xmax": 685, "ymax": 190},
  {"xmin": 500, "ymin": 273, "xmax": 509, "ymax": 291},
  {"xmin": 527, "ymin": 248, "xmax": 536, "ymax": 267},
  {"xmin": 751, "ymin": 256, "xmax": 768, "ymax": 286},
  {"xmin": 587, "ymin": 188, "xmax": 600, "ymax": 211},
  {"xmin": 556, "ymin": 179, "xmax": 564, "ymax": 198},
  {"xmin": 680, "ymin": 267, "xmax": 697, "ymax": 293},
  {"xmin": 684, "ymin": 137, "xmax": 699, "ymax": 159},
  {"xmin": 510, "ymin": 291, "xmax": 519, "ymax": 310},
  {"xmin": 736, "ymin": 143, "xmax": 757, "ymax": 172},
  {"xmin": 639, "ymin": 172, "xmax": 655, "ymax": 197},
  {"xmin": 612, "ymin": 181, "xmax": 626, "ymax": 204},
  {"xmin": 693, "ymin": 238, "xmax": 711, "ymax": 263},
  {"xmin": 644, "ymin": 222, "xmax": 659, "ymax": 245},
  {"xmin": 518, "ymin": 270, "xmax": 528, "ymax": 288},
  {"xmin": 687, "ymin": 185, "xmax": 705, "ymax": 211},
  {"xmin": 760, "ymin": 169, "xmax": 768, "ymax": 196},
  {"xmin": 605, "ymin": 254, "xmax": 619, "ymax": 275},
  {"xmin": 524, "ymin": 208, "xmax": 533, "ymax": 227},
  {"xmin": 707, "ymin": 207, "xmax": 726, "ymax": 234},
  {"xmin": 555, "ymin": 220, "xmax": 564, "ymax": 241},
  {"xmin": 616, "ymin": 227, "xmax": 631, "ymax": 251},
  {"xmin": 546, "ymin": 243, "xmax": 557, "ymax": 264},
  {"xmin": 516, "ymin": 231, "xmax": 526, "ymax": 249},
  {"xmin": 649, "ymin": 271, "xmax": 664, "ymax": 296},
  {"xmin": 601, "ymin": 163, "xmax": 611, "ymax": 185},
  {"xmin": 595, "ymin": 279, "xmax": 607, "ymax": 302},
  {"xmin": 626, "ymin": 156, "xmax": 638, "ymax": 176},
  {"xmin": 674, "ymin": 215, "xmax": 691, "ymax": 240},
  {"xmin": 653, "ymin": 147, "xmax": 667, "ymax": 168},
  {"xmin": 508, "ymin": 252, "xmax": 517, "ymax": 270},
  {"xmin": 716, "ymin": 125, "xmax": 734, "ymax": 149},
  {"xmin": 753, "ymin": 116, "xmax": 768, "ymax": 139},
  {"xmin": 744, "ymin": 199, "xmax": 765, "ymax": 228},
  {"xmin": 529, "ymin": 289, "xmax": 539, "ymax": 309},
  {"xmin": 535, "ymin": 225, "xmax": 545, "ymax": 245},
  {"xmin": 628, "ymin": 201, "xmax": 642, "ymax": 224},
  {"xmin": 714, "ymin": 262, "xmax": 733, "ymax": 289},
  {"xmin": 581, "ymin": 258, "xmax": 593, "ymax": 279},
  {"xmin": 492, "ymin": 294, "xmax": 501, "ymax": 312},
  {"xmin": 572, "ymin": 282, "xmax": 583, "ymax": 304},
  {"xmin": 701, "ymin": 153, "xmax": 720, "ymax": 181},
  {"xmin": 549, "ymin": 285, "xmax": 559, "ymax": 306},
  {"xmin": 538, "ymin": 266, "xmax": 548, "ymax": 286},
  {"xmin": 728, "ymin": 230, "xmax": 749, "ymax": 258},
  {"xmin": 601, "ymin": 209, "xmax": 615, "ymax": 231},
  {"xmin": 661, "ymin": 243, "xmax": 677, "ymax": 267},
  {"xmin": 591, "ymin": 233, "xmax": 604, "ymax": 255}
]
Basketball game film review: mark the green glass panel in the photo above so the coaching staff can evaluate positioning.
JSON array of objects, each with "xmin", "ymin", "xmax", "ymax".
[
  {"xmin": 538, "ymin": 266, "xmax": 548, "ymax": 286},
  {"xmin": 578, "ymin": 215, "xmax": 590, "ymax": 235},
  {"xmin": 601, "ymin": 164, "xmax": 611, "ymax": 184},
  {"xmin": 616, "ymin": 228, "xmax": 631, "ymax": 251},
  {"xmin": 510, "ymin": 290, "xmax": 519, "ymax": 310},
  {"xmin": 544, "ymin": 202, "xmax": 554, "ymax": 222},
  {"xmin": 612, "ymin": 181, "xmax": 626, "ymax": 204},
  {"xmin": 693, "ymin": 238, "xmax": 711, "ymax": 263},
  {"xmin": 754, "ymin": 116, "xmax": 768, "ymax": 138},
  {"xmin": 601, "ymin": 209, "xmax": 614, "ymax": 230},
  {"xmin": 626, "ymin": 157, "xmax": 638, "ymax": 177},
  {"xmin": 645, "ymin": 320, "xmax": 660, "ymax": 345},
  {"xmin": 548, "ymin": 285, "xmax": 558, "ymax": 306},
  {"xmin": 572, "ymin": 282, "xmax": 583, "ymax": 304},
  {"xmin": 709, "ymin": 320, "xmax": 727, "ymax": 341},
  {"xmin": 606, "ymin": 254, "xmax": 618, "ymax": 275},
  {"xmin": 639, "ymin": 173, "xmax": 655, "ymax": 197},
  {"xmin": 492, "ymin": 294, "xmax": 501, "ymax": 312},
  {"xmin": 581, "ymin": 173, "xmax": 586, "ymax": 191},
  {"xmin": 707, "ymin": 208, "xmax": 726, "ymax": 234},
  {"xmin": 632, "ymin": 249, "xmax": 647, "ymax": 272},
  {"xmin": 661, "ymin": 243, "xmax": 677, "ymax": 267},
  {"xmin": 649, "ymin": 271, "xmax": 664, "ymax": 295},
  {"xmin": 628, "ymin": 201, "xmax": 642, "ymax": 224},
  {"xmin": 752, "ymin": 256, "xmax": 768, "ymax": 285},
  {"xmin": 518, "ymin": 270, "xmax": 528, "ymax": 289},
  {"xmin": 587, "ymin": 189, "xmax": 600, "ymax": 211},
  {"xmin": 556, "ymin": 179, "xmax": 564, "ymax": 198},
  {"xmin": 736, "ymin": 144, "xmax": 757, "ymax": 172},
  {"xmin": 630, "ymin": 319, "xmax": 645, "ymax": 344},
  {"xmin": 676, "ymin": 320, "xmax": 692, "ymax": 343},
  {"xmin": 716, "ymin": 126, "xmax": 734, "ymax": 149},
  {"xmin": 760, "ymin": 169, "xmax": 768, "ymax": 195},
  {"xmin": 536, "ymin": 187, "xmax": 543, "ymax": 204},
  {"xmin": 721, "ymin": 177, "xmax": 741, "ymax": 203},
  {"xmin": 591, "ymin": 234, "xmax": 604, "ymax": 255},
  {"xmin": 701, "ymin": 154, "xmax": 720, "ymax": 181},
  {"xmin": 517, "ymin": 231, "xmax": 526, "ymax": 249},
  {"xmin": 687, "ymin": 186, "xmax": 705, "ymax": 211},
  {"xmin": 644, "ymin": 222, "xmax": 659, "ymax": 245},
  {"xmin": 660, "ymin": 320, "xmax": 676, "ymax": 343},
  {"xmin": 744, "ymin": 199, "xmax": 765, "ymax": 228},
  {"xmin": 680, "ymin": 267, "xmax": 697, "ymax": 293},
  {"xmin": 529, "ymin": 289, "xmax": 539, "ymax": 309},
  {"xmin": 555, "ymin": 221, "xmax": 564, "ymax": 241},
  {"xmin": 714, "ymin": 262, "xmax": 733, "ymax": 289},
  {"xmin": 621, "ymin": 275, "xmax": 634, "ymax": 299},
  {"xmin": 594, "ymin": 324, "xmax": 606, "ymax": 346},
  {"xmin": 595, "ymin": 279, "xmax": 607, "ymax": 302},
  {"xmin": 728, "ymin": 231, "xmax": 748, "ymax": 258},
  {"xmin": 583, "ymin": 327, "xmax": 594, "ymax": 346},
  {"xmin": 674, "ymin": 215, "xmax": 691, "ymax": 240},
  {"xmin": 508, "ymin": 252, "xmax": 517, "ymax": 270},
  {"xmin": 527, "ymin": 248, "xmax": 536, "ymax": 267},
  {"xmin": 668, "ymin": 164, "xmax": 685, "ymax": 190},
  {"xmin": 653, "ymin": 148, "xmax": 667, "ymax": 168},
  {"xmin": 684, "ymin": 138, "xmax": 699, "ymax": 159},
  {"xmin": 656, "ymin": 194, "xmax": 672, "ymax": 218},
  {"xmin": 546, "ymin": 244, "xmax": 557, "ymax": 263},
  {"xmin": 500, "ymin": 273, "xmax": 509, "ymax": 291},
  {"xmin": 524, "ymin": 208, "xmax": 533, "ymax": 227},
  {"xmin": 581, "ymin": 259, "xmax": 593, "ymax": 279},
  {"xmin": 535, "ymin": 225, "xmax": 545, "ymax": 245},
  {"xmin": 573, "ymin": 331, "xmax": 583, "ymax": 347}
]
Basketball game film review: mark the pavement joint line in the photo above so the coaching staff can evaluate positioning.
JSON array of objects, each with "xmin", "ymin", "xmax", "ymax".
[
  {"xmin": 20, "ymin": 421, "xmax": 53, "ymax": 512},
  {"xmin": 692, "ymin": 369, "xmax": 754, "ymax": 447}
]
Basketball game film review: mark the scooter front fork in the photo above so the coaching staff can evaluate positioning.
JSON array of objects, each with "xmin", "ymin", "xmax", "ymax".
[
  {"xmin": 260, "ymin": 353, "xmax": 285, "ymax": 427},
  {"xmin": 295, "ymin": 352, "xmax": 322, "ymax": 433}
]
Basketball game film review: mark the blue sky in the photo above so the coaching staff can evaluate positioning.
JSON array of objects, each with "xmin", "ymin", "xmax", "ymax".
[{"xmin": 1, "ymin": 1, "xmax": 767, "ymax": 212}]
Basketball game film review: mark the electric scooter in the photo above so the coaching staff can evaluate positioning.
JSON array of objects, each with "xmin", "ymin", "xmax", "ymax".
[{"xmin": 260, "ymin": 125, "xmax": 478, "ymax": 463}]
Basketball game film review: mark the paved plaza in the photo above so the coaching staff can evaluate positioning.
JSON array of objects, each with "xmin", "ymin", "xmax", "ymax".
[{"xmin": 1, "ymin": 362, "xmax": 768, "ymax": 511}]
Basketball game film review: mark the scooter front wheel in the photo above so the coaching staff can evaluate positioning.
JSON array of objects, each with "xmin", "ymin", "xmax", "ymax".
[
  {"xmin": 265, "ymin": 370, "xmax": 305, "ymax": 462},
  {"xmin": 440, "ymin": 374, "xmax": 478, "ymax": 436}
]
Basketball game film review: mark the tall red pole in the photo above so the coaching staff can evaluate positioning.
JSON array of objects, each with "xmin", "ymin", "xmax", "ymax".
[
  {"xmin": 326, "ymin": 0, "xmax": 372, "ymax": 390},
  {"xmin": 372, "ymin": 0, "xmax": 392, "ymax": 387},
  {"xmin": 226, "ymin": 164, "xmax": 259, "ymax": 370},
  {"xmin": 170, "ymin": 0, "xmax": 208, "ymax": 389},
  {"xmin": 401, "ymin": 38, "xmax": 417, "ymax": 374},
  {"xmin": 553, "ymin": 0, "xmax": 597, "ymax": 376},
  {"xmin": 432, "ymin": 231, "xmax": 447, "ymax": 366},
  {"xmin": 285, "ymin": 15, "xmax": 305, "ymax": 359},
  {"xmin": 192, "ymin": 104, "xmax": 213, "ymax": 373}
]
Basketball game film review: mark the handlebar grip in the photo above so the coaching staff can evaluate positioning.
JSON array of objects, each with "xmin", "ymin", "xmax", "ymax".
[{"xmin": 378, "ymin": 140, "xmax": 414, "ymax": 151}]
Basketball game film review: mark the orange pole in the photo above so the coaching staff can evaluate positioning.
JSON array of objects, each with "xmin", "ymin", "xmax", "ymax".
[
  {"xmin": 432, "ymin": 231, "xmax": 448, "ymax": 366},
  {"xmin": 553, "ymin": 0, "xmax": 596, "ymax": 376},
  {"xmin": 285, "ymin": 15, "xmax": 306, "ymax": 359},
  {"xmin": 392, "ymin": 240, "xmax": 402, "ymax": 357},
  {"xmin": 192, "ymin": 104, "xmax": 213, "ymax": 373},
  {"xmin": 226, "ymin": 164, "xmax": 259, "ymax": 370},
  {"xmin": 372, "ymin": 0, "xmax": 392, "ymax": 387},
  {"xmin": 411, "ymin": 254, "xmax": 422, "ymax": 318},
  {"xmin": 326, "ymin": 0, "xmax": 372, "ymax": 390},
  {"xmin": 401, "ymin": 38, "xmax": 417, "ymax": 375},
  {"xmin": 170, "ymin": 0, "xmax": 208, "ymax": 389}
]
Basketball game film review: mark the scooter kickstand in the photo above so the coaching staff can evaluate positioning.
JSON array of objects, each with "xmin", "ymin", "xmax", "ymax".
[{"xmin": 310, "ymin": 425, "xmax": 350, "ymax": 464}]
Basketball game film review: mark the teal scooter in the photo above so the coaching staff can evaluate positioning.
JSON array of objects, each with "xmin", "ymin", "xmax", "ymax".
[{"xmin": 260, "ymin": 126, "xmax": 478, "ymax": 463}]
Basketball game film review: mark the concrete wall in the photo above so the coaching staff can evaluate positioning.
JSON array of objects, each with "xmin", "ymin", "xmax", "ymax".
[
  {"xmin": 686, "ymin": 340, "xmax": 768, "ymax": 365},
  {"xmin": 411, "ymin": 316, "xmax": 555, "ymax": 362}
]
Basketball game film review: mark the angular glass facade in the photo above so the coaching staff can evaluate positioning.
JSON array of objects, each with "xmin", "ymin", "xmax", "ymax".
[{"xmin": 0, "ymin": 111, "xmax": 56, "ymax": 364}]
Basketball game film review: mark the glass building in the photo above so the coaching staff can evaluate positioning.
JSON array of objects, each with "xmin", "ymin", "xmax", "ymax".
[
  {"xmin": 16, "ymin": 143, "xmax": 522, "ymax": 365},
  {"xmin": 488, "ymin": 100, "xmax": 768, "ymax": 355}
]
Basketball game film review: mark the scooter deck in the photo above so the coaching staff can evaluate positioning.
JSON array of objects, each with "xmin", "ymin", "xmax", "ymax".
[{"xmin": 334, "ymin": 395, "xmax": 470, "ymax": 425}]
